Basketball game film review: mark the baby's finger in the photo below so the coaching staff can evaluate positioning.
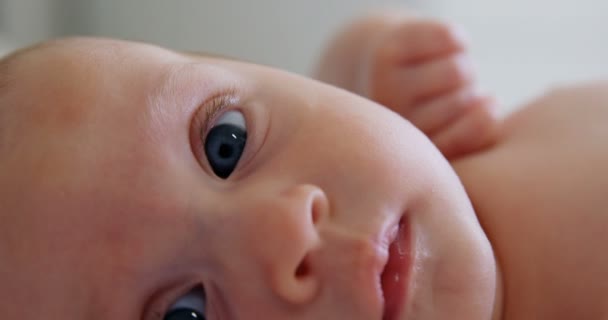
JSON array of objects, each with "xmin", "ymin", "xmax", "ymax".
[
  {"xmin": 386, "ymin": 19, "xmax": 469, "ymax": 63},
  {"xmin": 404, "ymin": 53, "xmax": 475, "ymax": 103},
  {"xmin": 430, "ymin": 96, "xmax": 499, "ymax": 159},
  {"xmin": 367, "ymin": 54, "xmax": 474, "ymax": 116},
  {"xmin": 408, "ymin": 88, "xmax": 483, "ymax": 135}
]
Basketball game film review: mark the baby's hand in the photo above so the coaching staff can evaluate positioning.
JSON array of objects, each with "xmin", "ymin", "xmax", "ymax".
[
  {"xmin": 358, "ymin": 15, "xmax": 498, "ymax": 158},
  {"xmin": 356, "ymin": 13, "xmax": 499, "ymax": 159},
  {"xmin": 315, "ymin": 11, "xmax": 500, "ymax": 159}
]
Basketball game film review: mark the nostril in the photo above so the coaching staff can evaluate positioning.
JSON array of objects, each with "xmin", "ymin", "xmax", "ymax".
[
  {"xmin": 268, "ymin": 184, "xmax": 326, "ymax": 305},
  {"xmin": 311, "ymin": 205, "xmax": 321, "ymax": 225},
  {"xmin": 295, "ymin": 258, "xmax": 311, "ymax": 278},
  {"xmin": 272, "ymin": 254, "xmax": 319, "ymax": 305}
]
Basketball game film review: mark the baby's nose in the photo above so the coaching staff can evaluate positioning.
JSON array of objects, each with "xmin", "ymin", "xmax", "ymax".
[{"xmin": 240, "ymin": 184, "xmax": 329, "ymax": 305}]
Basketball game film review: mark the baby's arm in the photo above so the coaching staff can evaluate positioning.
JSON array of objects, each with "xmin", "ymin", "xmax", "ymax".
[{"xmin": 315, "ymin": 10, "xmax": 499, "ymax": 159}]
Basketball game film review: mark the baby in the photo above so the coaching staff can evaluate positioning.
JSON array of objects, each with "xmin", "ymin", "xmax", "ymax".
[{"xmin": 0, "ymin": 9, "xmax": 607, "ymax": 320}]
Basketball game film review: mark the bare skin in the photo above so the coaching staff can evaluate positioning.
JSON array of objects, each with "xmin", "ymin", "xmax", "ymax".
[
  {"xmin": 314, "ymin": 10, "xmax": 498, "ymax": 159},
  {"xmin": 453, "ymin": 83, "xmax": 608, "ymax": 320},
  {"xmin": 0, "ymin": 9, "xmax": 606, "ymax": 320},
  {"xmin": 318, "ymin": 11, "xmax": 608, "ymax": 320},
  {"xmin": 0, "ymin": 37, "xmax": 497, "ymax": 320}
]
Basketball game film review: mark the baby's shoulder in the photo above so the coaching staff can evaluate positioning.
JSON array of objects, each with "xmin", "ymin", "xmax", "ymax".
[
  {"xmin": 502, "ymin": 80, "xmax": 608, "ymax": 145},
  {"xmin": 457, "ymin": 81, "xmax": 608, "ymax": 211},
  {"xmin": 451, "ymin": 80, "xmax": 608, "ymax": 319},
  {"xmin": 454, "ymin": 80, "xmax": 608, "ymax": 205}
]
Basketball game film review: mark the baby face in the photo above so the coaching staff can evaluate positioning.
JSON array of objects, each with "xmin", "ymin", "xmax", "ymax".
[{"xmin": 0, "ymin": 39, "xmax": 497, "ymax": 319}]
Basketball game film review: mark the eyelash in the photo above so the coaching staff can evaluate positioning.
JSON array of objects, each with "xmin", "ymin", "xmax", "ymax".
[
  {"xmin": 192, "ymin": 88, "xmax": 252, "ymax": 177},
  {"xmin": 146, "ymin": 283, "xmax": 207, "ymax": 320},
  {"xmin": 198, "ymin": 88, "xmax": 240, "ymax": 137}
]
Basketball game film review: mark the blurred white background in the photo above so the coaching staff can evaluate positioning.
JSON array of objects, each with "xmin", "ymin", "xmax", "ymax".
[{"xmin": 1, "ymin": 0, "xmax": 607, "ymax": 113}]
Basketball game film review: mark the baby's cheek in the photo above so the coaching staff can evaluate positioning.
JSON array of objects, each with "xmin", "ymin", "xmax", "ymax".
[{"xmin": 226, "ymin": 196, "xmax": 317, "ymax": 265}]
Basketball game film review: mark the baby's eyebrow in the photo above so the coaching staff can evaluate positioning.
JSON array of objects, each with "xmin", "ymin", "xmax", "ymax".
[
  {"xmin": 146, "ymin": 63, "xmax": 191, "ymax": 123},
  {"xmin": 146, "ymin": 61, "xmax": 217, "ymax": 130}
]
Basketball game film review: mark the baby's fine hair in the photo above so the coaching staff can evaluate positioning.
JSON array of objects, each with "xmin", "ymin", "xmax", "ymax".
[
  {"xmin": 0, "ymin": 44, "xmax": 38, "ymax": 161},
  {"xmin": 0, "ymin": 47, "xmax": 25, "ymax": 163},
  {"xmin": 0, "ymin": 53, "xmax": 11, "ymax": 95},
  {"xmin": 0, "ymin": 40, "xmax": 59, "ymax": 94},
  {"xmin": 0, "ymin": 39, "xmax": 93, "ymax": 168},
  {"xmin": 0, "ymin": 54, "xmax": 10, "ymax": 160}
]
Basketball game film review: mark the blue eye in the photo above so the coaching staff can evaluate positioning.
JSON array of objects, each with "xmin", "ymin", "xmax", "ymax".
[
  {"xmin": 204, "ymin": 110, "xmax": 247, "ymax": 179},
  {"xmin": 163, "ymin": 287, "xmax": 207, "ymax": 320}
]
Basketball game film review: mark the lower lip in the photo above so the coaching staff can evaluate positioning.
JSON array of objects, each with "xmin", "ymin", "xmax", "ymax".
[{"xmin": 381, "ymin": 219, "xmax": 412, "ymax": 320}]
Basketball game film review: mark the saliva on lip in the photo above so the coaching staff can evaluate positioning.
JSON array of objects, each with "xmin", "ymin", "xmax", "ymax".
[
  {"xmin": 394, "ymin": 224, "xmax": 407, "ymax": 283},
  {"xmin": 397, "ymin": 223, "xmax": 407, "ymax": 256}
]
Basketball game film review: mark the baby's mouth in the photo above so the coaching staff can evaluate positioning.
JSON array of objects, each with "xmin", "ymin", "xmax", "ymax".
[{"xmin": 380, "ymin": 217, "xmax": 412, "ymax": 320}]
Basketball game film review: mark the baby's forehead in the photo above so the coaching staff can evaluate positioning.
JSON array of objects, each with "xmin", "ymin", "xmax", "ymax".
[
  {"xmin": 1, "ymin": 39, "xmax": 108, "ymax": 89},
  {"xmin": 0, "ymin": 38, "xmax": 194, "ymax": 169},
  {"xmin": 0, "ymin": 38, "xmax": 251, "ymax": 170},
  {"xmin": 3, "ymin": 38, "xmax": 184, "ymax": 119},
  {"xmin": 3, "ymin": 38, "xmax": 185, "ymax": 89}
]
